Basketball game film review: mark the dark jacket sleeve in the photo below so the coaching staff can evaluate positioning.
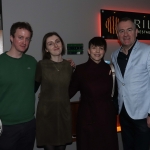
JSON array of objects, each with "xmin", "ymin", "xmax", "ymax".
[{"xmin": 69, "ymin": 66, "xmax": 80, "ymax": 99}]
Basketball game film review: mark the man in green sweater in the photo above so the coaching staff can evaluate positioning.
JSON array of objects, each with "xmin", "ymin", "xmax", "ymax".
[{"xmin": 0, "ymin": 22, "xmax": 37, "ymax": 150}]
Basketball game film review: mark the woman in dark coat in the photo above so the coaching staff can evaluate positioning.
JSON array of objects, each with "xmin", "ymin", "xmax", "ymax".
[{"xmin": 69, "ymin": 37, "xmax": 119, "ymax": 150}]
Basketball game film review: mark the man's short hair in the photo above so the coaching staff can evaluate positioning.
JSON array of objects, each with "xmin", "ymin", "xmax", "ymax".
[
  {"xmin": 10, "ymin": 22, "xmax": 33, "ymax": 38},
  {"xmin": 117, "ymin": 17, "xmax": 136, "ymax": 29}
]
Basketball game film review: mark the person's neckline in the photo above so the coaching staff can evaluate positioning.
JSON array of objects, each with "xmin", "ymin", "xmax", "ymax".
[
  {"xmin": 6, "ymin": 50, "xmax": 23, "ymax": 59},
  {"xmin": 50, "ymin": 58, "xmax": 64, "ymax": 63}
]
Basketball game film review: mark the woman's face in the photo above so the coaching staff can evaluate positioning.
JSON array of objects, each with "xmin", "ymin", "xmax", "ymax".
[
  {"xmin": 45, "ymin": 35, "xmax": 62, "ymax": 57},
  {"xmin": 88, "ymin": 45, "xmax": 105, "ymax": 63}
]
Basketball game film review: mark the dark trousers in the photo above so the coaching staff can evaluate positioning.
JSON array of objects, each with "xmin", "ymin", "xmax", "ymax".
[
  {"xmin": 0, "ymin": 118, "xmax": 36, "ymax": 150},
  {"xmin": 120, "ymin": 104, "xmax": 150, "ymax": 150}
]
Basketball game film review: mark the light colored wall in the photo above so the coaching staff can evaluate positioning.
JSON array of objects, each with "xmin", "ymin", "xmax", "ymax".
[{"xmin": 1, "ymin": 0, "xmax": 150, "ymax": 150}]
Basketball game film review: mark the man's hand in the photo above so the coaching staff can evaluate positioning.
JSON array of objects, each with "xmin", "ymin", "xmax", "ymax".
[
  {"xmin": 147, "ymin": 116, "xmax": 150, "ymax": 128},
  {"xmin": 66, "ymin": 59, "xmax": 76, "ymax": 68},
  {"xmin": 38, "ymin": 93, "xmax": 40, "ymax": 98}
]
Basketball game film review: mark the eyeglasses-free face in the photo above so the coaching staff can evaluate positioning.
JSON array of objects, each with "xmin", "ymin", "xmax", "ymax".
[
  {"xmin": 88, "ymin": 45, "xmax": 105, "ymax": 64},
  {"xmin": 117, "ymin": 20, "xmax": 138, "ymax": 50},
  {"xmin": 10, "ymin": 28, "xmax": 31, "ymax": 53},
  {"xmin": 45, "ymin": 35, "xmax": 63, "ymax": 57}
]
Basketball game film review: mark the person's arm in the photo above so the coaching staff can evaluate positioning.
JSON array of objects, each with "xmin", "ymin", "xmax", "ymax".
[
  {"xmin": 34, "ymin": 61, "xmax": 42, "ymax": 93},
  {"xmin": 66, "ymin": 58, "xmax": 76, "ymax": 68},
  {"xmin": 69, "ymin": 67, "xmax": 80, "ymax": 99},
  {"xmin": 147, "ymin": 116, "xmax": 150, "ymax": 128},
  {"xmin": 147, "ymin": 51, "xmax": 150, "ymax": 127},
  {"xmin": 34, "ymin": 81, "xmax": 41, "ymax": 93}
]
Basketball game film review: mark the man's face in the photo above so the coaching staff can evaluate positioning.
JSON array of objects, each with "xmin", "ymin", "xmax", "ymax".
[
  {"xmin": 117, "ymin": 20, "xmax": 138, "ymax": 48},
  {"xmin": 10, "ymin": 28, "xmax": 31, "ymax": 53}
]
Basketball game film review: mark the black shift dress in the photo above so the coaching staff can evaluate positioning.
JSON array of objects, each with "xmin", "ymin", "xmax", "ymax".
[{"xmin": 35, "ymin": 59, "xmax": 72, "ymax": 146}]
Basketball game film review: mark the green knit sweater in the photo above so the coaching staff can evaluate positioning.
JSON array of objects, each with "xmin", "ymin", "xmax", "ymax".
[{"xmin": 0, "ymin": 52, "xmax": 37, "ymax": 125}]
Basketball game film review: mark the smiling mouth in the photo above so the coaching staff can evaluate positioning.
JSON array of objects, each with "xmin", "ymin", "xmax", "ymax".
[
  {"xmin": 123, "ymin": 37, "xmax": 130, "ymax": 40},
  {"xmin": 54, "ymin": 49, "xmax": 60, "ymax": 51}
]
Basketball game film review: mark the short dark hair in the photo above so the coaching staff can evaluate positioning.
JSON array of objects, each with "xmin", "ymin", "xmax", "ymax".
[
  {"xmin": 10, "ymin": 22, "xmax": 33, "ymax": 38},
  {"xmin": 88, "ymin": 37, "xmax": 107, "ymax": 51},
  {"xmin": 117, "ymin": 17, "xmax": 136, "ymax": 29},
  {"xmin": 118, "ymin": 17, "xmax": 134, "ymax": 23},
  {"xmin": 42, "ymin": 32, "xmax": 65, "ymax": 60}
]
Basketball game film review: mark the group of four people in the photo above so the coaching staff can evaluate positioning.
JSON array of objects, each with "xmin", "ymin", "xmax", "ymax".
[{"xmin": 0, "ymin": 17, "xmax": 150, "ymax": 150}]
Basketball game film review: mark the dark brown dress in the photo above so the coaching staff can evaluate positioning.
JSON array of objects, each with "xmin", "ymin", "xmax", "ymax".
[
  {"xmin": 69, "ymin": 58, "xmax": 119, "ymax": 150},
  {"xmin": 35, "ymin": 59, "xmax": 72, "ymax": 146}
]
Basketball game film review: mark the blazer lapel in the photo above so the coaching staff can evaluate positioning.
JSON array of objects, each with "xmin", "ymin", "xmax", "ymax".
[{"xmin": 114, "ymin": 48, "xmax": 124, "ymax": 82}]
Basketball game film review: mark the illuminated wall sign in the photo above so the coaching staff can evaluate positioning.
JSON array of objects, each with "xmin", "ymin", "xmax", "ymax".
[
  {"xmin": 67, "ymin": 43, "xmax": 83, "ymax": 55},
  {"xmin": 101, "ymin": 9, "xmax": 150, "ymax": 40}
]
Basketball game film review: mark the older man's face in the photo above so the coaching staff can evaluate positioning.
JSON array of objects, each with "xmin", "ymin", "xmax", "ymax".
[{"xmin": 117, "ymin": 20, "xmax": 138, "ymax": 49}]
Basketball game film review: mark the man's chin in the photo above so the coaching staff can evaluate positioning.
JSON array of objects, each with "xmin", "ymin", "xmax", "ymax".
[{"xmin": 18, "ymin": 49, "xmax": 27, "ymax": 53}]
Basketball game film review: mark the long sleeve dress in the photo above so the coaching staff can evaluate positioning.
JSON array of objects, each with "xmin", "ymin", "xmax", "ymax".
[
  {"xmin": 69, "ymin": 58, "xmax": 119, "ymax": 150},
  {"xmin": 35, "ymin": 59, "xmax": 72, "ymax": 146}
]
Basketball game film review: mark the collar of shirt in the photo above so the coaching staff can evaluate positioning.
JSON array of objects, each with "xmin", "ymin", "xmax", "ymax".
[{"xmin": 117, "ymin": 40, "xmax": 137, "ymax": 77}]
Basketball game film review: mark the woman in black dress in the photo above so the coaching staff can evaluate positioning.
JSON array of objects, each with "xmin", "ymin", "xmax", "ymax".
[
  {"xmin": 35, "ymin": 32, "xmax": 73, "ymax": 150},
  {"xmin": 69, "ymin": 37, "xmax": 119, "ymax": 150}
]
